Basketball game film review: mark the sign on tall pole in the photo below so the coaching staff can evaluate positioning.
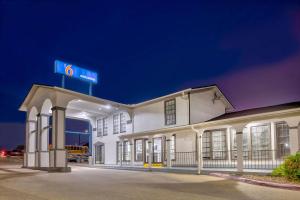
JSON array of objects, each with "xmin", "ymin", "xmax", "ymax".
[{"xmin": 54, "ymin": 60, "xmax": 98, "ymax": 95}]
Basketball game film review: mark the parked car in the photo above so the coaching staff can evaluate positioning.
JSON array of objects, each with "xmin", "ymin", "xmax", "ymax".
[
  {"xmin": 0, "ymin": 149, "xmax": 7, "ymax": 158},
  {"xmin": 8, "ymin": 149, "xmax": 23, "ymax": 157}
]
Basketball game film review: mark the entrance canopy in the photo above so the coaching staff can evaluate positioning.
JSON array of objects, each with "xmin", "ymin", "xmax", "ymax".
[
  {"xmin": 19, "ymin": 84, "xmax": 132, "ymax": 172},
  {"xmin": 19, "ymin": 84, "xmax": 132, "ymax": 120}
]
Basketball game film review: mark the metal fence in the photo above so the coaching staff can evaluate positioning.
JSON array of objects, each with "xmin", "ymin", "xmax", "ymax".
[
  {"xmin": 171, "ymin": 152, "xmax": 197, "ymax": 167},
  {"xmin": 203, "ymin": 150, "xmax": 237, "ymax": 168},
  {"xmin": 243, "ymin": 150, "xmax": 284, "ymax": 170}
]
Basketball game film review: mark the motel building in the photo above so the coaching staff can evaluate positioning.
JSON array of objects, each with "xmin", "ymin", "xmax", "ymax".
[{"xmin": 19, "ymin": 84, "xmax": 300, "ymax": 173}]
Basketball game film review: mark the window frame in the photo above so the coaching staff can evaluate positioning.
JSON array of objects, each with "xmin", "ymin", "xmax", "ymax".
[
  {"xmin": 96, "ymin": 119, "xmax": 103, "ymax": 137},
  {"xmin": 113, "ymin": 114, "xmax": 119, "ymax": 134},
  {"xmin": 103, "ymin": 117, "xmax": 108, "ymax": 136},
  {"xmin": 120, "ymin": 113, "xmax": 126, "ymax": 133},
  {"xmin": 275, "ymin": 122, "xmax": 290, "ymax": 158},
  {"xmin": 164, "ymin": 98, "xmax": 176, "ymax": 126},
  {"xmin": 134, "ymin": 139, "xmax": 144, "ymax": 162},
  {"xmin": 250, "ymin": 123, "xmax": 272, "ymax": 159},
  {"xmin": 122, "ymin": 140, "xmax": 131, "ymax": 161}
]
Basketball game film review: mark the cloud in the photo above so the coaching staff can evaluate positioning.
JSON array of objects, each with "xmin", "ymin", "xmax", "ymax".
[{"xmin": 216, "ymin": 52, "xmax": 300, "ymax": 110}]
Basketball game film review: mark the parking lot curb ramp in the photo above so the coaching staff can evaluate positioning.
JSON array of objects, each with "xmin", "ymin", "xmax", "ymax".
[{"xmin": 209, "ymin": 173, "xmax": 300, "ymax": 191}]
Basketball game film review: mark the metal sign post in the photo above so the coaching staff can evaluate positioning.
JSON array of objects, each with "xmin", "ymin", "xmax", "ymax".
[{"xmin": 62, "ymin": 75, "xmax": 65, "ymax": 88}]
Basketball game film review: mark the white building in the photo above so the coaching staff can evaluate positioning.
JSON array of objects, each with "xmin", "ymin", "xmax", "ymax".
[{"xmin": 19, "ymin": 84, "xmax": 300, "ymax": 173}]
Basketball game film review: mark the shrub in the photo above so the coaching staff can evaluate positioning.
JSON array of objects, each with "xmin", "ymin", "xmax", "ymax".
[{"xmin": 272, "ymin": 152, "xmax": 300, "ymax": 181}]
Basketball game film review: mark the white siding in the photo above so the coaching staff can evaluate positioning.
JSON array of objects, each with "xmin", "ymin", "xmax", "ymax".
[
  {"xmin": 93, "ymin": 111, "xmax": 132, "ymax": 165},
  {"xmin": 133, "ymin": 96, "xmax": 189, "ymax": 133},
  {"xmin": 190, "ymin": 90, "xmax": 226, "ymax": 124}
]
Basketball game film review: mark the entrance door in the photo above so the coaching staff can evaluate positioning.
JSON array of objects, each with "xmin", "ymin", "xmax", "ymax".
[
  {"xmin": 153, "ymin": 137, "xmax": 162, "ymax": 163},
  {"xmin": 95, "ymin": 144, "xmax": 105, "ymax": 164}
]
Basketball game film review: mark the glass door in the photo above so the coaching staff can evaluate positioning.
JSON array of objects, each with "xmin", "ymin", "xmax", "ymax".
[
  {"xmin": 153, "ymin": 137, "xmax": 162, "ymax": 163},
  {"xmin": 95, "ymin": 144, "xmax": 105, "ymax": 164}
]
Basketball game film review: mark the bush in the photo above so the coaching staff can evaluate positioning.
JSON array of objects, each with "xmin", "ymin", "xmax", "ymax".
[{"xmin": 272, "ymin": 152, "xmax": 300, "ymax": 181}]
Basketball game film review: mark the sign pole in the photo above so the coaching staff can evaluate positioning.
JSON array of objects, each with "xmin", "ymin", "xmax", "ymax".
[
  {"xmin": 62, "ymin": 75, "xmax": 65, "ymax": 88},
  {"xmin": 89, "ymin": 82, "xmax": 92, "ymax": 96}
]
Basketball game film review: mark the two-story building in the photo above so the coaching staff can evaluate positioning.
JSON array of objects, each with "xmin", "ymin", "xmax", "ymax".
[{"xmin": 19, "ymin": 84, "xmax": 300, "ymax": 173}]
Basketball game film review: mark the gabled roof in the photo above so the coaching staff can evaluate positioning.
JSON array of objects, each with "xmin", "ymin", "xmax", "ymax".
[
  {"xmin": 19, "ymin": 84, "xmax": 234, "ymax": 111},
  {"xmin": 207, "ymin": 101, "xmax": 300, "ymax": 122},
  {"xmin": 131, "ymin": 84, "xmax": 234, "ymax": 110}
]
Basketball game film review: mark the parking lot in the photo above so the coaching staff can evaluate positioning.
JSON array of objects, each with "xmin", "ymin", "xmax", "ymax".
[{"xmin": 0, "ymin": 159, "xmax": 299, "ymax": 200}]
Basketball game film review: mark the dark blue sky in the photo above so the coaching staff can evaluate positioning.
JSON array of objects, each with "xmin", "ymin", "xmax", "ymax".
[{"xmin": 1, "ymin": 1, "xmax": 300, "ymax": 149}]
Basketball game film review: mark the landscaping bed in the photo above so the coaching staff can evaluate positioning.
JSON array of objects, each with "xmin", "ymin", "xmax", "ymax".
[{"xmin": 241, "ymin": 174, "xmax": 300, "ymax": 185}]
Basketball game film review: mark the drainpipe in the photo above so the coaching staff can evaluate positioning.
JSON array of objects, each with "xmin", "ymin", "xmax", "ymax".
[{"xmin": 192, "ymin": 125, "xmax": 203, "ymax": 175}]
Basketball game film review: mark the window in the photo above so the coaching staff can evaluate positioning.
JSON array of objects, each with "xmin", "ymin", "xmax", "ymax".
[
  {"xmin": 113, "ymin": 114, "xmax": 119, "ymax": 134},
  {"xmin": 103, "ymin": 118, "xmax": 108, "ymax": 136},
  {"xmin": 164, "ymin": 99, "xmax": 176, "ymax": 125},
  {"xmin": 230, "ymin": 128, "xmax": 249, "ymax": 159},
  {"xmin": 97, "ymin": 119, "xmax": 103, "ymax": 137},
  {"xmin": 276, "ymin": 122, "xmax": 290, "ymax": 158},
  {"xmin": 116, "ymin": 141, "xmax": 121, "ymax": 163},
  {"xmin": 202, "ymin": 131, "xmax": 211, "ymax": 159},
  {"xmin": 251, "ymin": 124, "xmax": 271, "ymax": 159},
  {"xmin": 123, "ymin": 141, "xmax": 131, "ymax": 161},
  {"xmin": 202, "ymin": 130, "xmax": 227, "ymax": 160},
  {"xmin": 120, "ymin": 113, "xmax": 126, "ymax": 133},
  {"xmin": 211, "ymin": 130, "xmax": 227, "ymax": 159},
  {"xmin": 135, "ymin": 139, "xmax": 143, "ymax": 161}
]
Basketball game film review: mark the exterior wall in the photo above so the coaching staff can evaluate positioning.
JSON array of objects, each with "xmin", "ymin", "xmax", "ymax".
[
  {"xmin": 133, "ymin": 95, "xmax": 189, "ymax": 133},
  {"xmin": 92, "ymin": 111, "xmax": 132, "ymax": 165},
  {"xmin": 175, "ymin": 131, "xmax": 196, "ymax": 152},
  {"xmin": 190, "ymin": 90, "xmax": 226, "ymax": 124}
]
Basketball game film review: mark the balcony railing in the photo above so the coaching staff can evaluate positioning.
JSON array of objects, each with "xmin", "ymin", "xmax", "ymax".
[
  {"xmin": 243, "ymin": 150, "xmax": 284, "ymax": 170},
  {"xmin": 203, "ymin": 150, "xmax": 237, "ymax": 168},
  {"xmin": 171, "ymin": 152, "xmax": 197, "ymax": 167}
]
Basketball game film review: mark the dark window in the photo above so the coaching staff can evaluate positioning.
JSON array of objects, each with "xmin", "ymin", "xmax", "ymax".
[
  {"xmin": 116, "ymin": 141, "xmax": 121, "ymax": 163},
  {"xmin": 97, "ymin": 119, "xmax": 103, "ymax": 137},
  {"xmin": 120, "ymin": 113, "xmax": 126, "ymax": 133},
  {"xmin": 164, "ymin": 99, "xmax": 176, "ymax": 125},
  {"xmin": 276, "ymin": 122, "xmax": 290, "ymax": 158},
  {"xmin": 113, "ymin": 114, "xmax": 119, "ymax": 134},
  {"xmin": 103, "ymin": 118, "xmax": 108, "ymax": 136},
  {"xmin": 202, "ymin": 130, "xmax": 227, "ymax": 160}
]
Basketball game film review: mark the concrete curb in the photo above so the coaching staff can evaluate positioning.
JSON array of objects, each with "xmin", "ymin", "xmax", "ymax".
[{"xmin": 209, "ymin": 173, "xmax": 300, "ymax": 191}]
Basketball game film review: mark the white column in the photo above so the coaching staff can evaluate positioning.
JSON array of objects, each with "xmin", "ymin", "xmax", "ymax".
[
  {"xmin": 197, "ymin": 130, "xmax": 204, "ymax": 175},
  {"xmin": 286, "ymin": 119, "xmax": 300, "ymax": 154},
  {"xmin": 236, "ymin": 131, "xmax": 243, "ymax": 172},
  {"xmin": 130, "ymin": 139, "xmax": 134, "ymax": 166},
  {"xmin": 49, "ymin": 106, "xmax": 70, "ymax": 172},
  {"xmin": 270, "ymin": 122, "xmax": 276, "ymax": 161},
  {"xmin": 232, "ymin": 124, "xmax": 246, "ymax": 173},
  {"xmin": 35, "ymin": 114, "xmax": 42, "ymax": 168},
  {"xmin": 120, "ymin": 139, "xmax": 124, "ymax": 166},
  {"xmin": 27, "ymin": 120, "xmax": 37, "ymax": 167},
  {"xmin": 166, "ymin": 135, "xmax": 172, "ymax": 168},
  {"xmin": 226, "ymin": 128, "xmax": 231, "ymax": 161},
  {"xmin": 40, "ymin": 114, "xmax": 50, "ymax": 168},
  {"xmin": 148, "ymin": 136, "xmax": 153, "ymax": 170},
  {"xmin": 23, "ymin": 117, "xmax": 30, "ymax": 168}
]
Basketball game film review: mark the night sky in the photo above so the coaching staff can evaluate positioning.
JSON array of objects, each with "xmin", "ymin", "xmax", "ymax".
[{"xmin": 1, "ymin": 1, "xmax": 300, "ymax": 149}]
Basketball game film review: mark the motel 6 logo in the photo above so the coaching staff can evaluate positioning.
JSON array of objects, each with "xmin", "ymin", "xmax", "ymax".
[{"xmin": 65, "ymin": 64, "xmax": 74, "ymax": 77}]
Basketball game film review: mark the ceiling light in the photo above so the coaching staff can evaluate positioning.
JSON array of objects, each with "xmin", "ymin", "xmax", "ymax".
[{"xmin": 104, "ymin": 105, "xmax": 111, "ymax": 109}]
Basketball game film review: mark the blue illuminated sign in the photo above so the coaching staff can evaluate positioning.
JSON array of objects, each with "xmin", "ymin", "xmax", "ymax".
[{"xmin": 54, "ymin": 60, "xmax": 98, "ymax": 84}]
